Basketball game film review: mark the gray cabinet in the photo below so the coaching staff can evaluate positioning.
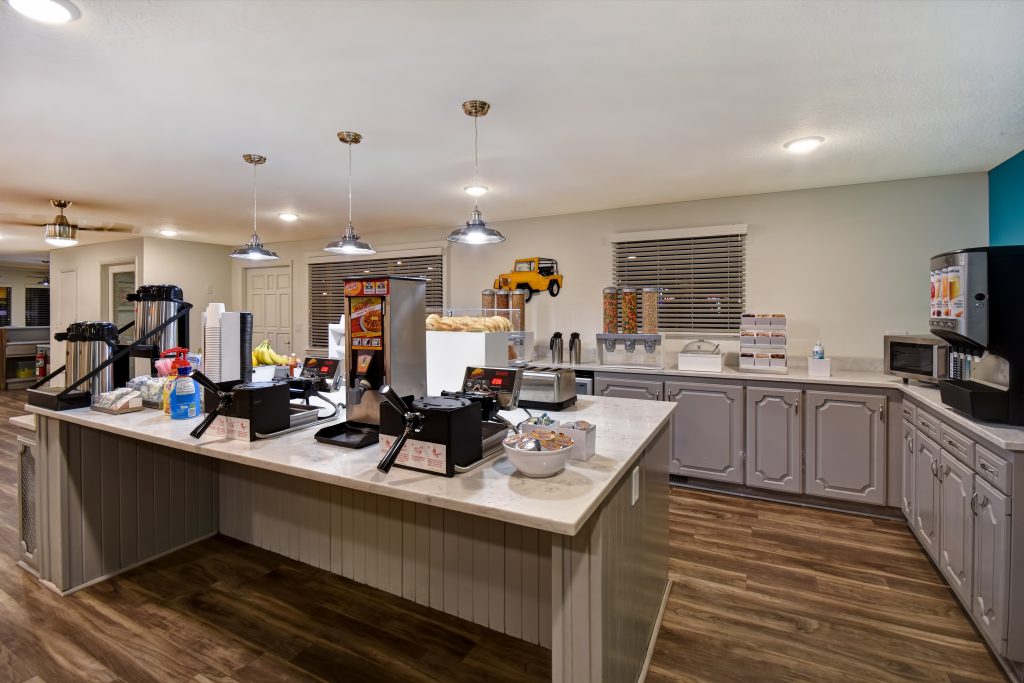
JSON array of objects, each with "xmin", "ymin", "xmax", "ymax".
[
  {"xmin": 913, "ymin": 433, "xmax": 941, "ymax": 563},
  {"xmin": 938, "ymin": 451, "xmax": 974, "ymax": 605},
  {"xmin": 803, "ymin": 390, "xmax": 886, "ymax": 505},
  {"xmin": 972, "ymin": 476, "xmax": 1010, "ymax": 656},
  {"xmin": 665, "ymin": 381, "xmax": 744, "ymax": 483},
  {"xmin": 745, "ymin": 386, "xmax": 802, "ymax": 493},
  {"xmin": 594, "ymin": 375, "xmax": 663, "ymax": 401},
  {"xmin": 901, "ymin": 419, "xmax": 915, "ymax": 521}
]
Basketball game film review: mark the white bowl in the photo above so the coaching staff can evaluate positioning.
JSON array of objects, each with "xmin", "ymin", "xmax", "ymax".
[{"xmin": 504, "ymin": 442, "xmax": 572, "ymax": 478}]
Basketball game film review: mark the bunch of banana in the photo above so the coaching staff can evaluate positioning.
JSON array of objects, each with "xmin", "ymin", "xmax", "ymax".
[{"xmin": 252, "ymin": 339, "xmax": 290, "ymax": 366}]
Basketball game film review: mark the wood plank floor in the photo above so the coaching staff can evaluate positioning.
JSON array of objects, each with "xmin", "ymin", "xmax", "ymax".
[{"xmin": 0, "ymin": 389, "xmax": 1008, "ymax": 682}]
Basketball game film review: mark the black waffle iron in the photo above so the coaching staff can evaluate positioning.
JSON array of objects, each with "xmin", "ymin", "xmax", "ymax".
[{"xmin": 377, "ymin": 366, "xmax": 523, "ymax": 477}]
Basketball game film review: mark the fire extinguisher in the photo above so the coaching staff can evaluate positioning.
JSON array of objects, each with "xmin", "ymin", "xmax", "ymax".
[{"xmin": 36, "ymin": 348, "xmax": 48, "ymax": 378}]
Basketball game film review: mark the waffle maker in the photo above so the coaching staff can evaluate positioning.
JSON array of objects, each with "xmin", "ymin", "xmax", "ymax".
[{"xmin": 377, "ymin": 366, "xmax": 523, "ymax": 477}]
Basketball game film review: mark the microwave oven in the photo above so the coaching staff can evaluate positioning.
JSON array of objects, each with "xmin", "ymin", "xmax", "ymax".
[{"xmin": 884, "ymin": 334, "xmax": 949, "ymax": 384}]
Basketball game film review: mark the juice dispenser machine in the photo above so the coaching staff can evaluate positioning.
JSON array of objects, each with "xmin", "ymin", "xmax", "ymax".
[
  {"xmin": 930, "ymin": 246, "xmax": 1024, "ymax": 424},
  {"xmin": 315, "ymin": 276, "xmax": 427, "ymax": 447}
]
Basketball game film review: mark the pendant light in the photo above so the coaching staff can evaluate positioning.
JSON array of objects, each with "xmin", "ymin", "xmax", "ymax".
[
  {"xmin": 447, "ymin": 100, "xmax": 505, "ymax": 245},
  {"xmin": 230, "ymin": 154, "xmax": 280, "ymax": 261},
  {"xmin": 324, "ymin": 131, "xmax": 375, "ymax": 255}
]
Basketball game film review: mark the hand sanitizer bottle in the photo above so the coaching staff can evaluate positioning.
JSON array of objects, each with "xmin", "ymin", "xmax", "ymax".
[{"xmin": 812, "ymin": 340, "xmax": 824, "ymax": 360}]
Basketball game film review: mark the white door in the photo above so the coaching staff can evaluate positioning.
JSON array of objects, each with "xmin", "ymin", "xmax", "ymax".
[{"xmin": 246, "ymin": 266, "xmax": 292, "ymax": 353}]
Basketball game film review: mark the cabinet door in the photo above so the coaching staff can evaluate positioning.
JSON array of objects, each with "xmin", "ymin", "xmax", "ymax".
[
  {"xmin": 745, "ymin": 387, "xmax": 802, "ymax": 493},
  {"xmin": 803, "ymin": 391, "xmax": 886, "ymax": 504},
  {"xmin": 594, "ymin": 376, "xmax": 663, "ymax": 401},
  {"xmin": 913, "ymin": 433, "xmax": 941, "ymax": 563},
  {"xmin": 972, "ymin": 477, "xmax": 1010, "ymax": 656},
  {"xmin": 666, "ymin": 381, "xmax": 744, "ymax": 482},
  {"xmin": 901, "ymin": 420, "xmax": 915, "ymax": 522},
  {"xmin": 938, "ymin": 451, "xmax": 974, "ymax": 605}
]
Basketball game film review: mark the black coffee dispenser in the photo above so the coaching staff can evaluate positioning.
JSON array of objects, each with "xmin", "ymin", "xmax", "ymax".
[{"xmin": 929, "ymin": 246, "xmax": 1024, "ymax": 424}]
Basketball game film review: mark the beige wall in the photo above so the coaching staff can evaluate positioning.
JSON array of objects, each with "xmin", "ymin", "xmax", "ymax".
[
  {"xmin": 47, "ymin": 238, "xmax": 233, "ymax": 375},
  {"xmin": 234, "ymin": 173, "xmax": 988, "ymax": 361}
]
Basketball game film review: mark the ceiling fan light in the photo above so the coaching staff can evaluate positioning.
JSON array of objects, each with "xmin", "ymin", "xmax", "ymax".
[{"xmin": 43, "ymin": 216, "xmax": 78, "ymax": 247}]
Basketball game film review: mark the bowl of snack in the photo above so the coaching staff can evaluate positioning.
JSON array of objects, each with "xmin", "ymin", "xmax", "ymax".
[{"xmin": 503, "ymin": 430, "xmax": 574, "ymax": 478}]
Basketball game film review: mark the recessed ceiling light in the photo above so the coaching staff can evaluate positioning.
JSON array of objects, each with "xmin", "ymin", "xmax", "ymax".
[
  {"xmin": 278, "ymin": 212, "xmax": 299, "ymax": 222},
  {"xmin": 5, "ymin": 0, "xmax": 80, "ymax": 23},
  {"xmin": 783, "ymin": 136, "xmax": 825, "ymax": 154},
  {"xmin": 159, "ymin": 228, "xmax": 178, "ymax": 237},
  {"xmin": 463, "ymin": 184, "xmax": 489, "ymax": 197},
  {"xmin": 395, "ymin": 260, "xmax": 403, "ymax": 265},
  {"xmin": 627, "ymin": 255, "xmax": 637, "ymax": 260}
]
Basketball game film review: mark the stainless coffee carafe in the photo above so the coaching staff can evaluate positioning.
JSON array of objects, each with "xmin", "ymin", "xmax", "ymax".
[
  {"xmin": 549, "ymin": 332, "xmax": 564, "ymax": 364},
  {"xmin": 54, "ymin": 321, "xmax": 118, "ymax": 395},
  {"xmin": 568, "ymin": 332, "xmax": 581, "ymax": 364}
]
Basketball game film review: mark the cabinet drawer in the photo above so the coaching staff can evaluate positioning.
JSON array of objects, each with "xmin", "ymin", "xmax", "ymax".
[
  {"xmin": 915, "ymin": 411, "xmax": 941, "ymax": 442},
  {"xmin": 939, "ymin": 423, "xmax": 974, "ymax": 466},
  {"xmin": 901, "ymin": 401, "xmax": 917, "ymax": 424},
  {"xmin": 976, "ymin": 446, "xmax": 1012, "ymax": 495}
]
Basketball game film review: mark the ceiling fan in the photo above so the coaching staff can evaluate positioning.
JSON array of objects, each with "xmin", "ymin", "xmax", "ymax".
[
  {"xmin": 23, "ymin": 260, "xmax": 50, "ymax": 286},
  {"xmin": 1, "ymin": 199, "xmax": 134, "ymax": 247}
]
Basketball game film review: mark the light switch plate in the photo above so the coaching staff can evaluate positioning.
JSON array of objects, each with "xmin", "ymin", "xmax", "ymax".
[{"xmin": 631, "ymin": 466, "xmax": 640, "ymax": 505}]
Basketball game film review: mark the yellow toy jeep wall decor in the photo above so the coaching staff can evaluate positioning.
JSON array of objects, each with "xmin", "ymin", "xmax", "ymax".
[{"xmin": 493, "ymin": 257, "xmax": 563, "ymax": 302}]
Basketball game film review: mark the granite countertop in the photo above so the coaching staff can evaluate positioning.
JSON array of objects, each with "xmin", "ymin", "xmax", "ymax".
[
  {"xmin": 25, "ymin": 395, "xmax": 675, "ymax": 536},
  {"xmin": 552, "ymin": 361, "xmax": 1024, "ymax": 451}
]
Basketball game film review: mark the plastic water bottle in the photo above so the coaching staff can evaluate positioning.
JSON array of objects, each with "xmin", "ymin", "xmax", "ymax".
[{"xmin": 169, "ymin": 367, "xmax": 199, "ymax": 420}]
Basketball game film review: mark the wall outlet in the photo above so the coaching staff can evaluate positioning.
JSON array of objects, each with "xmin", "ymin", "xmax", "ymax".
[
  {"xmin": 631, "ymin": 466, "xmax": 640, "ymax": 506},
  {"xmin": 205, "ymin": 284, "xmax": 214, "ymax": 295}
]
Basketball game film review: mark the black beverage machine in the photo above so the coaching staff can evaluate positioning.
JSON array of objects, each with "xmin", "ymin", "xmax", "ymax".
[{"xmin": 929, "ymin": 246, "xmax": 1024, "ymax": 424}]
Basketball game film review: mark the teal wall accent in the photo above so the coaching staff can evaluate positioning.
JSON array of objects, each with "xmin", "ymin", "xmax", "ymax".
[{"xmin": 989, "ymin": 149, "xmax": 1024, "ymax": 245}]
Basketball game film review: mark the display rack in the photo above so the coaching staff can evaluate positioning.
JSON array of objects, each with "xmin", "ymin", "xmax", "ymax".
[{"xmin": 738, "ymin": 314, "xmax": 788, "ymax": 374}]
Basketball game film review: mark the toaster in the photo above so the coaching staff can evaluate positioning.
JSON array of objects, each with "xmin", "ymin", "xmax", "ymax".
[{"xmin": 518, "ymin": 366, "xmax": 578, "ymax": 410}]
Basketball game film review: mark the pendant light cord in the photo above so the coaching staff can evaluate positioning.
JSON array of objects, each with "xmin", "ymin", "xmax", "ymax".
[
  {"xmin": 473, "ymin": 115, "xmax": 480, "ymax": 212},
  {"xmin": 251, "ymin": 159, "xmax": 258, "ymax": 240},
  {"xmin": 348, "ymin": 140, "xmax": 354, "ymax": 228}
]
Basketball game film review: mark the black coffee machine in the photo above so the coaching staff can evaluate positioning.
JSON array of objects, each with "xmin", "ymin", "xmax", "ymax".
[{"xmin": 929, "ymin": 246, "xmax": 1024, "ymax": 424}]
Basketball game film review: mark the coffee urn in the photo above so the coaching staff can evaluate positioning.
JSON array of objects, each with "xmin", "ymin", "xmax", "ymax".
[
  {"xmin": 127, "ymin": 284, "xmax": 190, "ymax": 355},
  {"xmin": 53, "ymin": 322, "xmax": 122, "ymax": 396}
]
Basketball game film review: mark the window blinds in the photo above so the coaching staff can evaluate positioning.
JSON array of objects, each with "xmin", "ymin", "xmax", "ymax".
[
  {"xmin": 24, "ymin": 287, "xmax": 50, "ymax": 327},
  {"xmin": 611, "ymin": 233, "xmax": 746, "ymax": 332},
  {"xmin": 308, "ymin": 254, "xmax": 443, "ymax": 348}
]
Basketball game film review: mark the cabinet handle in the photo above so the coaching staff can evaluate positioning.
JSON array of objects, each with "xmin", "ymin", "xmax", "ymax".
[
  {"xmin": 931, "ymin": 460, "xmax": 939, "ymax": 478},
  {"xmin": 944, "ymin": 438, "xmax": 962, "ymax": 452},
  {"xmin": 979, "ymin": 461, "xmax": 997, "ymax": 475},
  {"xmin": 970, "ymin": 492, "xmax": 979, "ymax": 515},
  {"xmin": 943, "ymin": 464, "xmax": 951, "ymax": 476}
]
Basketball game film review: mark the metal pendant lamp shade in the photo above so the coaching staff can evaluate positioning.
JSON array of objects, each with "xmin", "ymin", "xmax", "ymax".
[
  {"xmin": 230, "ymin": 154, "xmax": 280, "ymax": 261},
  {"xmin": 447, "ymin": 100, "xmax": 505, "ymax": 245},
  {"xmin": 43, "ymin": 200, "xmax": 78, "ymax": 247},
  {"xmin": 324, "ymin": 131, "xmax": 376, "ymax": 255}
]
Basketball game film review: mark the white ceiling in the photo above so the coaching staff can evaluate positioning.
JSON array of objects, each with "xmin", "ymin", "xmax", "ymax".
[{"xmin": 1, "ymin": 0, "xmax": 1023, "ymax": 263}]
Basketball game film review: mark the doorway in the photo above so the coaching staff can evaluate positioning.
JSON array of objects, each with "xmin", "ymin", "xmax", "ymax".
[{"xmin": 245, "ymin": 265, "xmax": 292, "ymax": 354}]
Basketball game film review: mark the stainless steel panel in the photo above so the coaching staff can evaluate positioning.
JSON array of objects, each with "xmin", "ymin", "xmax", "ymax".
[{"xmin": 519, "ymin": 367, "xmax": 577, "ymax": 405}]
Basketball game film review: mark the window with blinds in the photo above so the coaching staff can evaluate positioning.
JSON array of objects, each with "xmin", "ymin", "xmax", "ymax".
[
  {"xmin": 308, "ymin": 254, "xmax": 443, "ymax": 349},
  {"xmin": 0, "ymin": 287, "xmax": 10, "ymax": 327},
  {"xmin": 611, "ymin": 233, "xmax": 745, "ymax": 332},
  {"xmin": 25, "ymin": 287, "xmax": 50, "ymax": 327}
]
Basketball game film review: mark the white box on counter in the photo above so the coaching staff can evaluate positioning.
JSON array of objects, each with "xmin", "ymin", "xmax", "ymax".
[
  {"xmin": 808, "ymin": 357, "xmax": 831, "ymax": 377},
  {"xmin": 427, "ymin": 330, "xmax": 512, "ymax": 394}
]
